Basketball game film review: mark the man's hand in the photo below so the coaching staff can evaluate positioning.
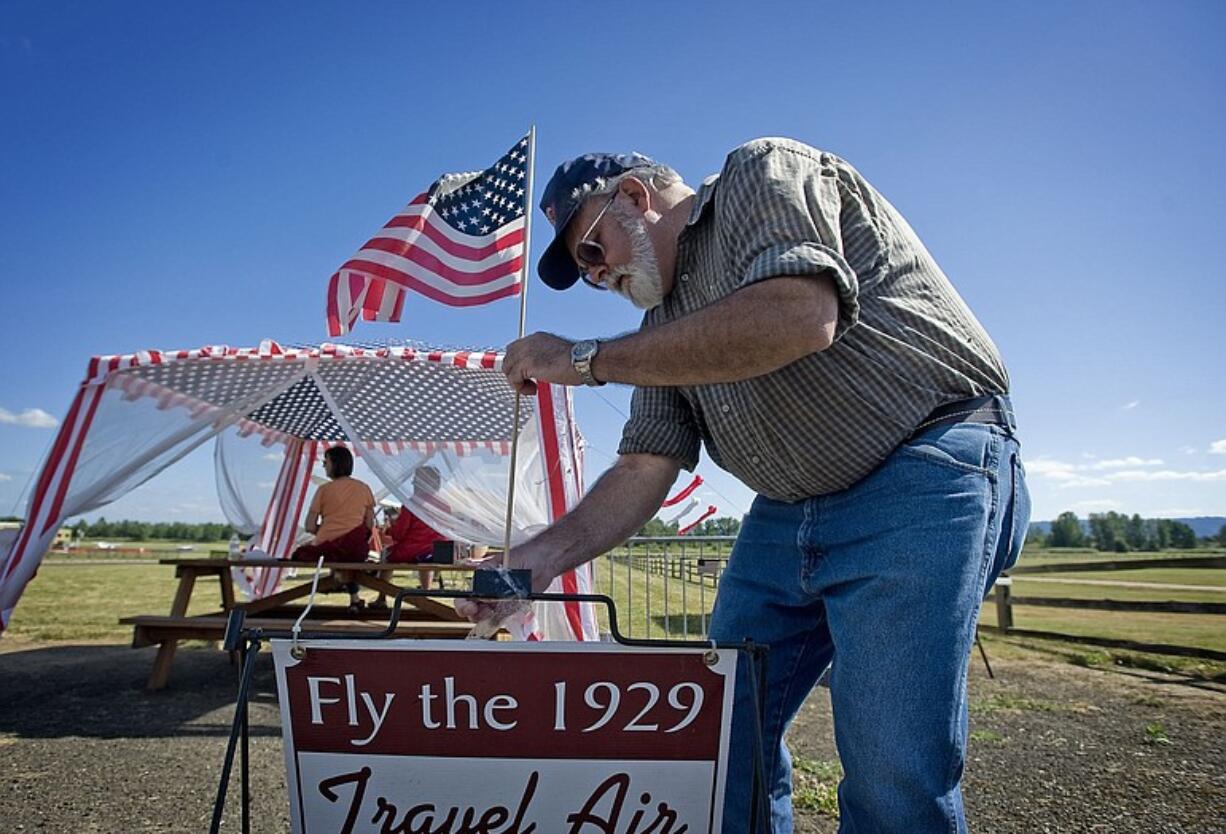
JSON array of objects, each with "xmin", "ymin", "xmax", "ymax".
[
  {"xmin": 503, "ymin": 332, "xmax": 581, "ymax": 395},
  {"xmin": 455, "ymin": 538, "xmax": 560, "ymax": 624},
  {"xmin": 453, "ymin": 453, "xmax": 680, "ymax": 629}
]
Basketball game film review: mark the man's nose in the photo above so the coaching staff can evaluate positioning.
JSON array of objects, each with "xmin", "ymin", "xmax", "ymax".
[{"xmin": 588, "ymin": 262, "xmax": 611, "ymax": 287}]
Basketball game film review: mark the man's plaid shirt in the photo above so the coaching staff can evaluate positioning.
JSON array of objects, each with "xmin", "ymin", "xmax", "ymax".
[{"xmin": 617, "ymin": 137, "xmax": 1010, "ymax": 501}]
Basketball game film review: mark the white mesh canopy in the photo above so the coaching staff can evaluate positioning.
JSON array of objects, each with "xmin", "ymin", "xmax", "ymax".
[{"xmin": 0, "ymin": 341, "xmax": 597, "ymax": 640}]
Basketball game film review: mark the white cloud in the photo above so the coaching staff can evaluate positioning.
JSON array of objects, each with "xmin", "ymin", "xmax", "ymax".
[
  {"xmin": 1057, "ymin": 476, "xmax": 1112, "ymax": 489},
  {"xmin": 1070, "ymin": 499, "xmax": 1121, "ymax": 512},
  {"xmin": 0, "ymin": 407, "xmax": 59, "ymax": 429},
  {"xmin": 1025, "ymin": 458, "xmax": 1111, "ymax": 488},
  {"xmin": 1122, "ymin": 400, "xmax": 1140, "ymax": 410},
  {"xmin": 1088, "ymin": 457, "xmax": 1163, "ymax": 470},
  {"xmin": 262, "ymin": 453, "xmax": 282, "ymax": 462},
  {"xmin": 1210, "ymin": 439, "xmax": 1226, "ymax": 455},
  {"xmin": 1179, "ymin": 446, "xmax": 1198, "ymax": 455},
  {"xmin": 0, "ymin": 473, "xmax": 11, "ymax": 482},
  {"xmin": 1106, "ymin": 468, "xmax": 1226, "ymax": 483},
  {"xmin": 1025, "ymin": 458, "xmax": 1075, "ymax": 477},
  {"xmin": 1024, "ymin": 455, "xmax": 1221, "ymax": 488}
]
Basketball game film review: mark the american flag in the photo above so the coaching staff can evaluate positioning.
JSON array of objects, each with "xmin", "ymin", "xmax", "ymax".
[{"xmin": 326, "ymin": 134, "xmax": 529, "ymax": 336}]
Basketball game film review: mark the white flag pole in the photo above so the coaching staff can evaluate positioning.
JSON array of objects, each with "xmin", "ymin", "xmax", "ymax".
[{"xmin": 501, "ymin": 126, "xmax": 536, "ymax": 566}]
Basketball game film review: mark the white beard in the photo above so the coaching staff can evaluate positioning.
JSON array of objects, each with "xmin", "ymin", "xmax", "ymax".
[{"xmin": 607, "ymin": 205, "xmax": 665, "ymax": 310}]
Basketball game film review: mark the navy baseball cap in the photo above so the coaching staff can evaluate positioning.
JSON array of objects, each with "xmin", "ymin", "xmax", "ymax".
[{"xmin": 537, "ymin": 151, "xmax": 657, "ymax": 290}]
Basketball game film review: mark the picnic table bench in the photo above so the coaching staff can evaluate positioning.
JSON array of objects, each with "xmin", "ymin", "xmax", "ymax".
[{"xmin": 121, "ymin": 557, "xmax": 482, "ymax": 689}]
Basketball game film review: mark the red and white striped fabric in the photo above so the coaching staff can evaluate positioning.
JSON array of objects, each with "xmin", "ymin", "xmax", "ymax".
[
  {"xmin": 678, "ymin": 505, "xmax": 718, "ymax": 536},
  {"xmin": 238, "ymin": 439, "xmax": 321, "ymax": 599},
  {"xmin": 0, "ymin": 384, "xmax": 106, "ymax": 631},
  {"xmin": 533, "ymin": 383, "xmax": 598, "ymax": 641},
  {"xmin": 661, "ymin": 474, "xmax": 703, "ymax": 507},
  {"xmin": 84, "ymin": 341, "xmax": 503, "ymax": 384},
  {"xmin": 359, "ymin": 440, "xmax": 512, "ymax": 458},
  {"xmin": 326, "ymin": 135, "xmax": 529, "ymax": 336}
]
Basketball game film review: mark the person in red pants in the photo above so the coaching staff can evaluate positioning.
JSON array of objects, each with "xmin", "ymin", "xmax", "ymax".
[
  {"xmin": 378, "ymin": 466, "xmax": 447, "ymax": 600},
  {"xmin": 291, "ymin": 446, "xmax": 375, "ymax": 612}
]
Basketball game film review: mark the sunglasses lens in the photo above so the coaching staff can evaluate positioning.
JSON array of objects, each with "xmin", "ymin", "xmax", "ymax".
[
  {"xmin": 577, "ymin": 240, "xmax": 604, "ymax": 268},
  {"xmin": 577, "ymin": 241, "xmax": 608, "ymax": 290}
]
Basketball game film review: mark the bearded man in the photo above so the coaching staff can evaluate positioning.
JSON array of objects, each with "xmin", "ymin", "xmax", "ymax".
[{"xmin": 464, "ymin": 138, "xmax": 1030, "ymax": 833}]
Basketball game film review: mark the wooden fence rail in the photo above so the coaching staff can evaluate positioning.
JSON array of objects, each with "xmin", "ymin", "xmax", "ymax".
[
  {"xmin": 1011, "ymin": 556, "xmax": 1226, "ymax": 574},
  {"xmin": 986, "ymin": 594, "xmax": 1226, "ymax": 615}
]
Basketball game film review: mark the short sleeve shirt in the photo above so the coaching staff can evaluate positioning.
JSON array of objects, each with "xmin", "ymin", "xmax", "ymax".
[
  {"xmin": 618, "ymin": 138, "xmax": 1010, "ymax": 500},
  {"xmin": 386, "ymin": 509, "xmax": 445, "ymax": 563},
  {"xmin": 308, "ymin": 477, "xmax": 375, "ymax": 543}
]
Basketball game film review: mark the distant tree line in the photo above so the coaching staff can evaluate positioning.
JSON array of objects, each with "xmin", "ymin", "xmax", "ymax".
[
  {"xmin": 67, "ymin": 517, "xmax": 235, "ymax": 542},
  {"xmin": 1039, "ymin": 511, "xmax": 1204, "ymax": 551},
  {"xmin": 638, "ymin": 516, "xmax": 743, "ymax": 537}
]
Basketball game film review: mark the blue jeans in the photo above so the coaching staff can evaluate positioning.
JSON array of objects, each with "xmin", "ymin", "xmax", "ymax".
[{"xmin": 711, "ymin": 422, "xmax": 1029, "ymax": 833}]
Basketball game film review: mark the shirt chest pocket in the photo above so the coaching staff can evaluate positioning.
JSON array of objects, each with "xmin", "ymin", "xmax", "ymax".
[{"xmin": 695, "ymin": 383, "xmax": 797, "ymax": 483}]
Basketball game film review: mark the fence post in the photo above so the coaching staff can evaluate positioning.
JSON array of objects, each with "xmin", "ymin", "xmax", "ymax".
[{"xmin": 995, "ymin": 577, "xmax": 1013, "ymax": 631}]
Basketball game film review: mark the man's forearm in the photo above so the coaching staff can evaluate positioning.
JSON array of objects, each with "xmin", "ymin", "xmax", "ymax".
[
  {"xmin": 594, "ymin": 274, "xmax": 838, "ymax": 387},
  {"xmin": 517, "ymin": 454, "xmax": 680, "ymax": 587}
]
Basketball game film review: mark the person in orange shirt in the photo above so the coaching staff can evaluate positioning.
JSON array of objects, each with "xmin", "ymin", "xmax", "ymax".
[{"xmin": 291, "ymin": 446, "xmax": 375, "ymax": 611}]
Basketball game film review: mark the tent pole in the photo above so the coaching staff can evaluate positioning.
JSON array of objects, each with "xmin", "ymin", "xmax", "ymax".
[{"xmin": 501, "ymin": 125, "xmax": 536, "ymax": 567}]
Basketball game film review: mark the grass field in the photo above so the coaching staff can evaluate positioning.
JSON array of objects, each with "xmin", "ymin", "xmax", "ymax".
[
  {"xmin": 5, "ymin": 563, "xmax": 229, "ymax": 642},
  {"xmin": 8, "ymin": 541, "xmax": 1224, "ymax": 658},
  {"xmin": 988, "ymin": 545, "xmax": 1226, "ymax": 653}
]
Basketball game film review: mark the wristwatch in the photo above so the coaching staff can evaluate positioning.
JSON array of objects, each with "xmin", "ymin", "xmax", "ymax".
[{"xmin": 570, "ymin": 339, "xmax": 605, "ymax": 387}]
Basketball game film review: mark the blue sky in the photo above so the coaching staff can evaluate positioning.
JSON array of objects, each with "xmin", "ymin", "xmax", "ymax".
[{"xmin": 1, "ymin": 1, "xmax": 1223, "ymax": 526}]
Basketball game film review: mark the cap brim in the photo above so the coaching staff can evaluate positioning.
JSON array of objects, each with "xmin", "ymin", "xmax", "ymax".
[{"xmin": 538, "ymin": 231, "xmax": 581, "ymax": 290}]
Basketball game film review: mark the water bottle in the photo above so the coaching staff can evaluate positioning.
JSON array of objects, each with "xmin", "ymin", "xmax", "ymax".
[{"xmin": 228, "ymin": 533, "xmax": 241, "ymax": 560}]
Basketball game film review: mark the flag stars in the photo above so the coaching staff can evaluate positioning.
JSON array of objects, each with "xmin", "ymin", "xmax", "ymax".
[{"xmin": 422, "ymin": 135, "xmax": 528, "ymax": 238}]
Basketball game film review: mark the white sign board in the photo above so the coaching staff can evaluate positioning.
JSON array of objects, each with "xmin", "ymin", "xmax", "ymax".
[{"xmin": 272, "ymin": 639, "xmax": 738, "ymax": 834}]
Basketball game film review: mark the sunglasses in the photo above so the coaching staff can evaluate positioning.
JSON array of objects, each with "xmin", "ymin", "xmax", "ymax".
[{"xmin": 574, "ymin": 191, "xmax": 618, "ymax": 290}]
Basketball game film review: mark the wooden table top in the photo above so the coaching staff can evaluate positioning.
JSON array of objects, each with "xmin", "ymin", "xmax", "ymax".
[{"xmin": 158, "ymin": 556, "xmax": 489, "ymax": 571}]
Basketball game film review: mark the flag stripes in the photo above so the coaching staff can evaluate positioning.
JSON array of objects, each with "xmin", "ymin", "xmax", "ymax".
[{"xmin": 326, "ymin": 135, "xmax": 530, "ymax": 336}]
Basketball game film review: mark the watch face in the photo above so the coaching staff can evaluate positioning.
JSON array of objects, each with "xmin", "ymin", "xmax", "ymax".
[{"xmin": 571, "ymin": 340, "xmax": 599, "ymax": 385}]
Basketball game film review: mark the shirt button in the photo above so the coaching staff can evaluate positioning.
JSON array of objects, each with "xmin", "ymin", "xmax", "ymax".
[
  {"xmin": 720, "ymin": 404, "xmax": 730, "ymax": 413},
  {"xmin": 751, "ymin": 455, "xmax": 761, "ymax": 465},
  {"xmin": 680, "ymin": 272, "xmax": 690, "ymax": 283}
]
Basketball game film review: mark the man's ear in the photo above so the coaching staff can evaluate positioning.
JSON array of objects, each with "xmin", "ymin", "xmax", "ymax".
[{"xmin": 618, "ymin": 176, "xmax": 652, "ymax": 215}]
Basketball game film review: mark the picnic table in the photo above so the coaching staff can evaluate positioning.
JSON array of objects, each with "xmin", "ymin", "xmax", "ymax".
[{"xmin": 121, "ymin": 556, "xmax": 481, "ymax": 689}]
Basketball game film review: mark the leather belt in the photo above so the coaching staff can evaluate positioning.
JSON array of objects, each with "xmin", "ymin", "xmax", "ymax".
[{"xmin": 909, "ymin": 395, "xmax": 1015, "ymax": 440}]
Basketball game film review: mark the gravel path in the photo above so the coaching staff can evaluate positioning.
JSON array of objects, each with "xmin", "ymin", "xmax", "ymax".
[{"xmin": 1, "ymin": 638, "xmax": 1222, "ymax": 833}]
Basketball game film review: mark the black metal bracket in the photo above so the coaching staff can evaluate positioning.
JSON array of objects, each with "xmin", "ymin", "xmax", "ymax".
[{"xmin": 470, "ymin": 568, "xmax": 532, "ymax": 598}]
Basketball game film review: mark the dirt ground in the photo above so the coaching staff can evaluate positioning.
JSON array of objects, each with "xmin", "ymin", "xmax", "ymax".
[{"xmin": 1, "ymin": 638, "xmax": 1223, "ymax": 833}]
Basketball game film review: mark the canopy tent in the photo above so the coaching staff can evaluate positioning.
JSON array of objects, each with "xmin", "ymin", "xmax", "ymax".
[{"xmin": 0, "ymin": 340, "xmax": 597, "ymax": 640}]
